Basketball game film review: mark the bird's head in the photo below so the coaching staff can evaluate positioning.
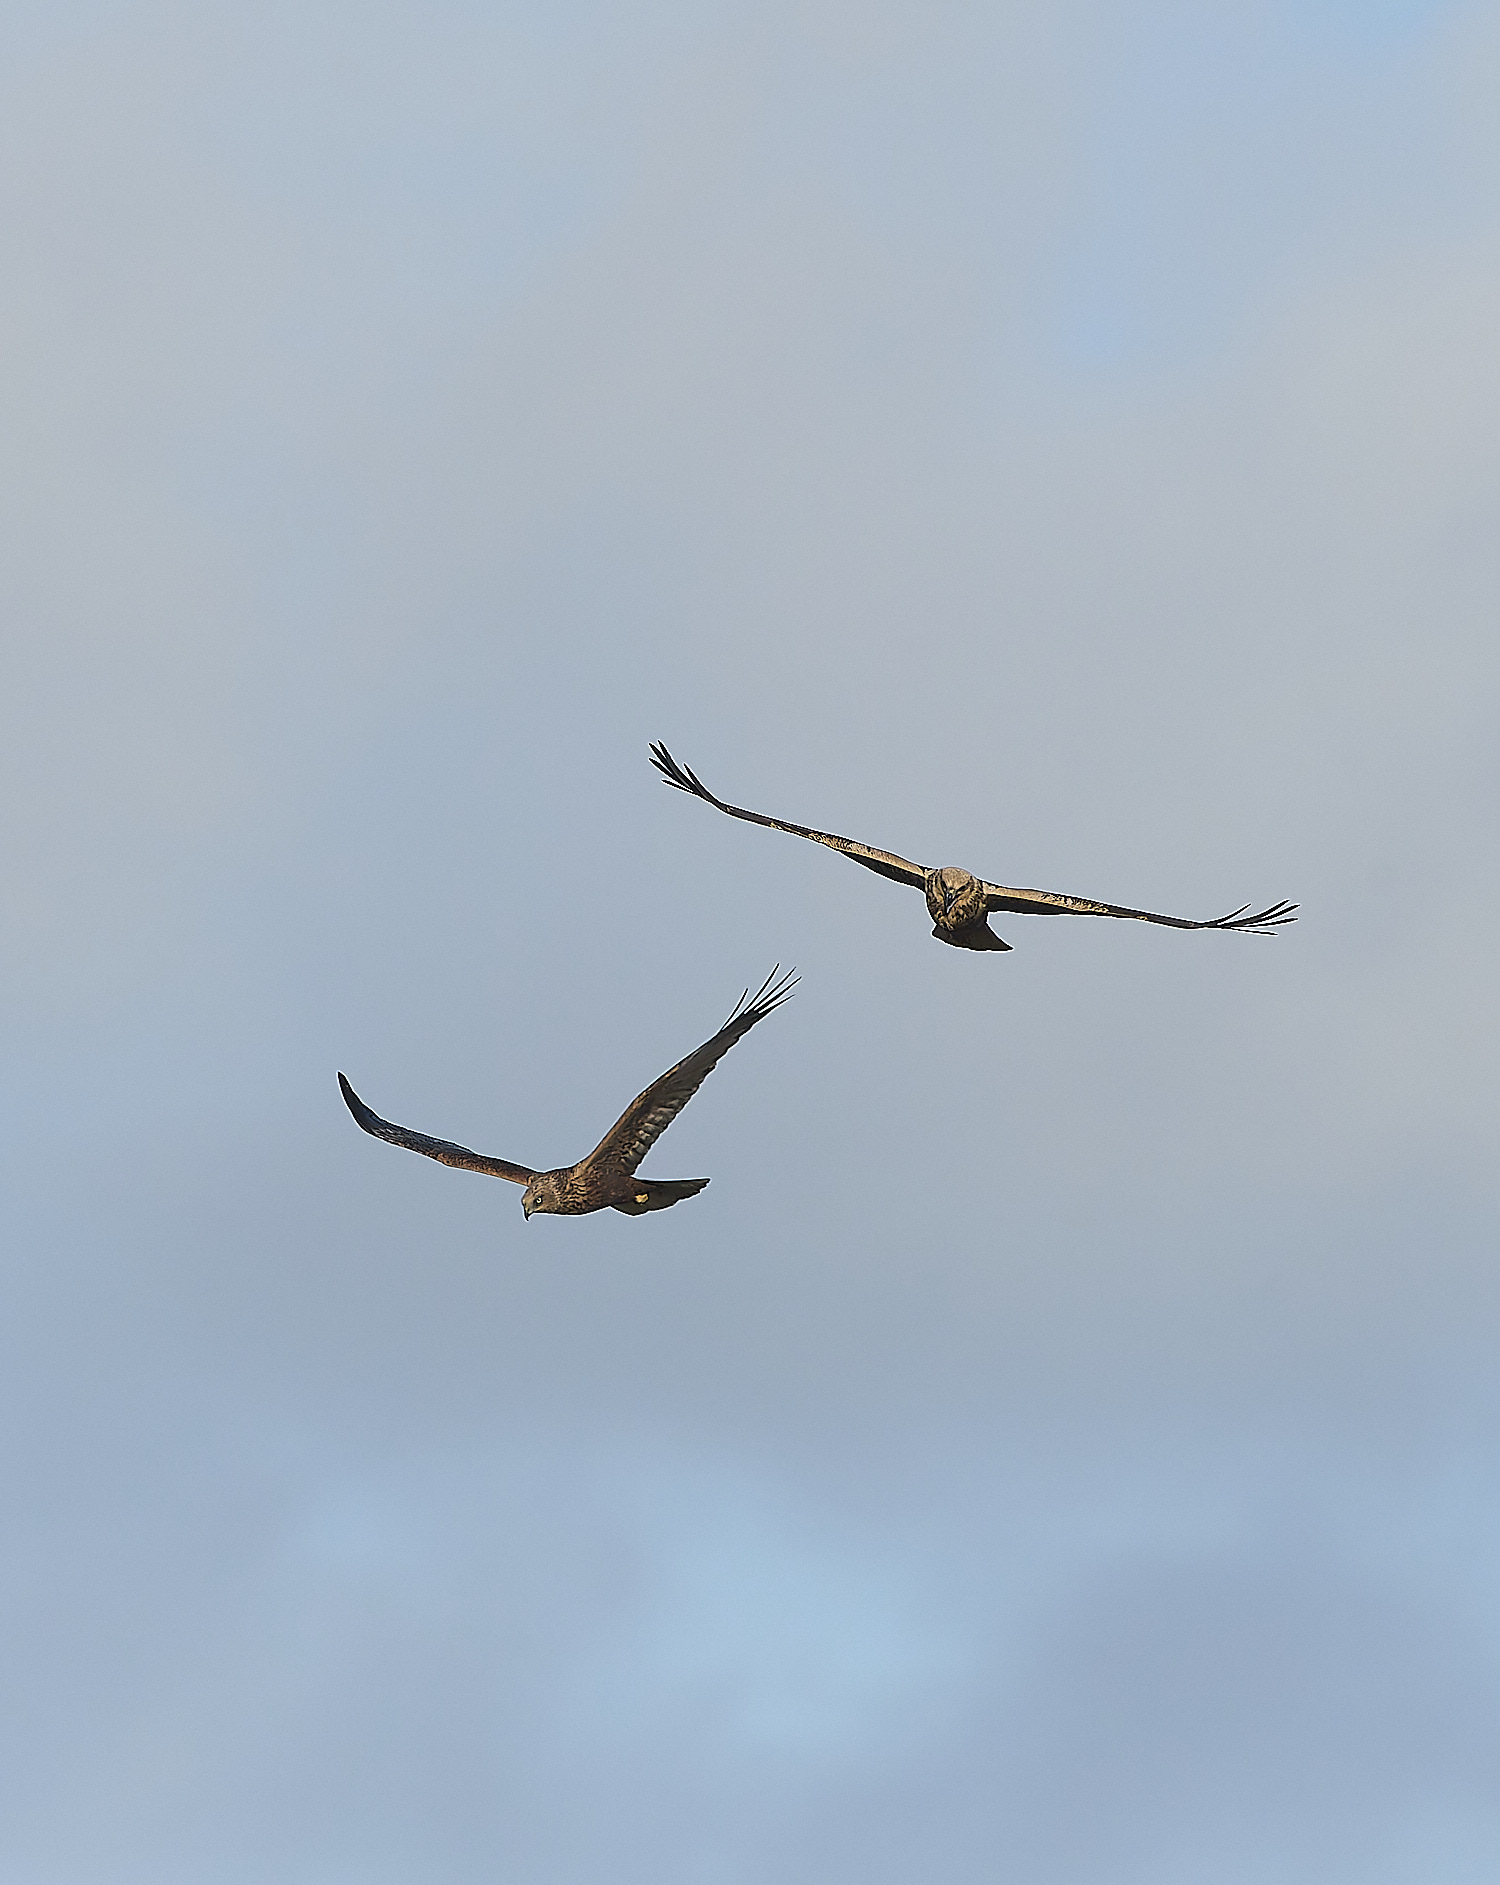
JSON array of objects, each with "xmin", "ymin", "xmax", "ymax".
[
  {"xmin": 522, "ymin": 1172, "xmax": 560, "ymax": 1219},
  {"xmin": 926, "ymin": 865, "xmax": 983, "ymax": 928}
]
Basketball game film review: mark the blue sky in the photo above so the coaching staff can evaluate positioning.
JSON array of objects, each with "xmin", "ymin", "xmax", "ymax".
[{"xmin": 2, "ymin": 3, "xmax": 1499, "ymax": 1879}]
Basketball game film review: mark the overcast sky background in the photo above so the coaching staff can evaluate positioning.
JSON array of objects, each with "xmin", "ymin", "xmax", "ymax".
[{"xmin": 3, "ymin": 2, "xmax": 1499, "ymax": 1879}]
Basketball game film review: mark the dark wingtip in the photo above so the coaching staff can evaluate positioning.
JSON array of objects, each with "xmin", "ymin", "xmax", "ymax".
[
  {"xmin": 1209, "ymin": 899, "xmax": 1299, "ymax": 936},
  {"xmin": 648, "ymin": 740, "xmax": 689, "ymax": 788},
  {"xmin": 338, "ymin": 1071, "xmax": 381, "ymax": 1134},
  {"xmin": 724, "ymin": 964, "xmax": 799, "ymax": 1027},
  {"xmin": 1198, "ymin": 902, "xmax": 1298, "ymax": 935},
  {"xmin": 649, "ymin": 741, "xmax": 718, "ymax": 804}
]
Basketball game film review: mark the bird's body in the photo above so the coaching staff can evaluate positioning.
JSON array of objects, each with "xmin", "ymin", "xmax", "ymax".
[
  {"xmin": 511, "ymin": 1165, "xmax": 709, "ymax": 1218},
  {"xmin": 339, "ymin": 968, "xmax": 795, "ymax": 1219},
  {"xmin": 924, "ymin": 864, "xmax": 1003, "ymax": 947},
  {"xmin": 650, "ymin": 744, "xmax": 1296, "ymax": 953}
]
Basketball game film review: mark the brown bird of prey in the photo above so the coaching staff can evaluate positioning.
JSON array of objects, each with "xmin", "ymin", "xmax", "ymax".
[
  {"xmin": 338, "ymin": 968, "xmax": 795, "ymax": 1219},
  {"xmin": 650, "ymin": 743, "xmax": 1296, "ymax": 954}
]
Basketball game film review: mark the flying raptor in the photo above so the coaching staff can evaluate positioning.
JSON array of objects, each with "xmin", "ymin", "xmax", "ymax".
[
  {"xmin": 338, "ymin": 968, "xmax": 796, "ymax": 1218},
  {"xmin": 650, "ymin": 743, "xmax": 1296, "ymax": 954}
]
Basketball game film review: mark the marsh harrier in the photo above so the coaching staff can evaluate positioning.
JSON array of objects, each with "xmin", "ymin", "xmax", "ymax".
[
  {"xmin": 339, "ymin": 968, "xmax": 796, "ymax": 1217},
  {"xmin": 651, "ymin": 744, "xmax": 1294, "ymax": 954}
]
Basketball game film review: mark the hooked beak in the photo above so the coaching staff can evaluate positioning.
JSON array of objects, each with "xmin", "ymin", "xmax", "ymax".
[{"xmin": 522, "ymin": 1199, "xmax": 532, "ymax": 1219}]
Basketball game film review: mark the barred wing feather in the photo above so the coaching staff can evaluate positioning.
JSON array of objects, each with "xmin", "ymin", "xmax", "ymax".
[{"xmin": 582, "ymin": 968, "xmax": 797, "ymax": 1179}]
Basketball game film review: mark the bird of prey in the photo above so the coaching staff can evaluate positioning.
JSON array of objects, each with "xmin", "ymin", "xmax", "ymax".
[
  {"xmin": 650, "ymin": 743, "xmax": 1296, "ymax": 954},
  {"xmin": 338, "ymin": 968, "xmax": 796, "ymax": 1219}
]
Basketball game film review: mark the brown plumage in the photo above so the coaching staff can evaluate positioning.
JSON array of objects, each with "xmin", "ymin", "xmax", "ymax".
[
  {"xmin": 650, "ymin": 743, "xmax": 1296, "ymax": 953},
  {"xmin": 338, "ymin": 968, "xmax": 796, "ymax": 1220}
]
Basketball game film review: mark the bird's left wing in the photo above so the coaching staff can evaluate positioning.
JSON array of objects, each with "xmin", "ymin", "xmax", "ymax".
[
  {"xmin": 580, "ymin": 968, "xmax": 797, "ymax": 1179},
  {"xmin": 650, "ymin": 744, "xmax": 927, "ymax": 889},
  {"xmin": 338, "ymin": 1073, "xmax": 535, "ymax": 1184},
  {"xmin": 981, "ymin": 883, "xmax": 1298, "ymax": 934}
]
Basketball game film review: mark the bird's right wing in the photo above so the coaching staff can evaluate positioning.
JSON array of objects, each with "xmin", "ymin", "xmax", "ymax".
[
  {"xmin": 338, "ymin": 1073, "xmax": 534, "ymax": 1184},
  {"xmin": 580, "ymin": 968, "xmax": 797, "ymax": 1179},
  {"xmin": 650, "ymin": 743, "xmax": 927, "ymax": 890},
  {"xmin": 980, "ymin": 883, "xmax": 1298, "ymax": 934}
]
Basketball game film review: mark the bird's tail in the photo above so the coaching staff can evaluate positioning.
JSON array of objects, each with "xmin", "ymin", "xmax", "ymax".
[
  {"xmin": 934, "ymin": 918, "xmax": 1013, "ymax": 952},
  {"xmin": 611, "ymin": 1178, "xmax": 711, "ymax": 1215}
]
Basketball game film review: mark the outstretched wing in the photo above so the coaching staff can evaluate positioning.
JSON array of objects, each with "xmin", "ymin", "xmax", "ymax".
[
  {"xmin": 650, "ymin": 743, "xmax": 927, "ymax": 890},
  {"xmin": 981, "ymin": 883, "xmax": 1298, "ymax": 935},
  {"xmin": 580, "ymin": 968, "xmax": 797, "ymax": 1180},
  {"xmin": 338, "ymin": 1073, "xmax": 534, "ymax": 1184}
]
